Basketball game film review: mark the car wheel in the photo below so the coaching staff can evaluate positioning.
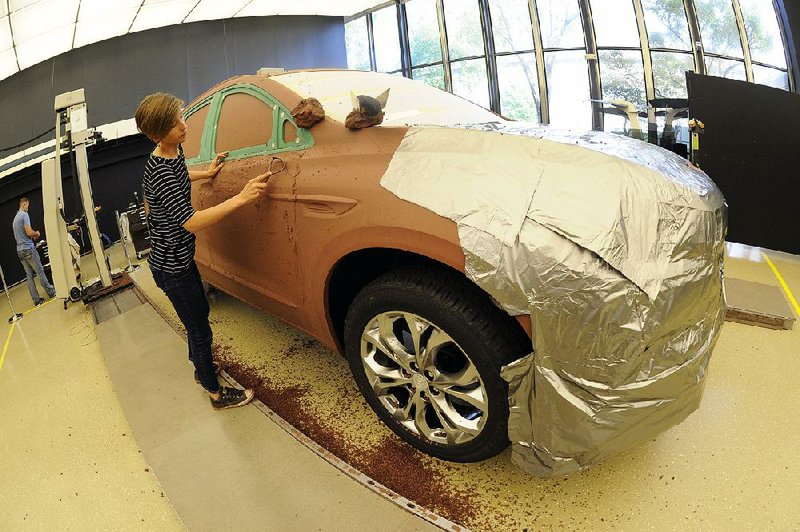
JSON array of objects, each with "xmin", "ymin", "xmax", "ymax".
[{"xmin": 344, "ymin": 267, "xmax": 529, "ymax": 462}]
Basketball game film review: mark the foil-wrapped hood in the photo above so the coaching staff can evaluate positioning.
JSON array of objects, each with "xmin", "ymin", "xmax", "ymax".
[
  {"xmin": 379, "ymin": 123, "xmax": 727, "ymax": 477},
  {"xmin": 452, "ymin": 122, "xmax": 725, "ymax": 301}
]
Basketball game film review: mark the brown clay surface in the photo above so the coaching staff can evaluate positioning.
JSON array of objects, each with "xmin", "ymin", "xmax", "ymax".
[
  {"xmin": 186, "ymin": 74, "xmax": 470, "ymax": 354},
  {"xmin": 345, "ymin": 108, "xmax": 384, "ymax": 129},
  {"xmin": 83, "ymin": 272, "xmax": 134, "ymax": 303},
  {"xmin": 291, "ymin": 97, "xmax": 325, "ymax": 128}
]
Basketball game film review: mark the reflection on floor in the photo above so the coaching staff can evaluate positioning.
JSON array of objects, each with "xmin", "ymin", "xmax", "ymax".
[
  {"xmin": 0, "ymin": 253, "xmax": 183, "ymax": 529},
  {"xmin": 1, "ymin": 243, "xmax": 437, "ymax": 532},
  {"xmin": 2, "ymin": 241, "xmax": 799, "ymax": 530}
]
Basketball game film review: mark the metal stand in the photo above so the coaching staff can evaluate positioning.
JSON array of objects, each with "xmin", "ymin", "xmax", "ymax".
[
  {"xmin": 0, "ymin": 264, "xmax": 23, "ymax": 324},
  {"xmin": 115, "ymin": 210, "xmax": 139, "ymax": 273}
]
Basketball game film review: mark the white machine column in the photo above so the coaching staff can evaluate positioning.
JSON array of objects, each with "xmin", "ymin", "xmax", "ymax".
[
  {"xmin": 53, "ymin": 89, "xmax": 112, "ymax": 289},
  {"xmin": 41, "ymin": 158, "xmax": 77, "ymax": 300},
  {"xmin": 73, "ymin": 142, "xmax": 111, "ymax": 287}
]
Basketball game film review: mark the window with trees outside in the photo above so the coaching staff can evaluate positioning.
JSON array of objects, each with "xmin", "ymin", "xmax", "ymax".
[
  {"xmin": 592, "ymin": 0, "xmax": 647, "ymax": 136},
  {"xmin": 443, "ymin": 0, "xmax": 490, "ymax": 108},
  {"xmin": 490, "ymin": 0, "xmax": 541, "ymax": 122},
  {"xmin": 407, "ymin": 0, "xmax": 446, "ymax": 90},
  {"xmin": 344, "ymin": 0, "xmax": 792, "ymax": 138},
  {"xmin": 740, "ymin": 0, "xmax": 790, "ymax": 90},
  {"xmin": 372, "ymin": 5, "xmax": 402, "ymax": 73},
  {"xmin": 344, "ymin": 18, "xmax": 370, "ymax": 71}
]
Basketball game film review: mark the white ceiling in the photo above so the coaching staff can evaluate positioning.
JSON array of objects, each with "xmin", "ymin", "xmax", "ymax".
[{"xmin": 0, "ymin": 0, "xmax": 382, "ymax": 82}]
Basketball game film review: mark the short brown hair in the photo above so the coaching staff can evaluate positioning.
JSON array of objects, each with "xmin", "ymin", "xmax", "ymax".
[
  {"xmin": 135, "ymin": 92, "xmax": 184, "ymax": 142},
  {"xmin": 19, "ymin": 197, "xmax": 29, "ymax": 206}
]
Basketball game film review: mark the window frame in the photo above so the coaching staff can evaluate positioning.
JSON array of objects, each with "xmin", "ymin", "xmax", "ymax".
[{"xmin": 183, "ymin": 83, "xmax": 313, "ymax": 166}]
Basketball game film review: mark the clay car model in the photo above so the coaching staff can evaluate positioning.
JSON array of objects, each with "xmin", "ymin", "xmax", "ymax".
[{"xmin": 182, "ymin": 70, "xmax": 726, "ymax": 471}]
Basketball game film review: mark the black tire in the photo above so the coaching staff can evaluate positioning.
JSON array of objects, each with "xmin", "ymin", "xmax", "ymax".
[{"xmin": 344, "ymin": 267, "xmax": 530, "ymax": 462}]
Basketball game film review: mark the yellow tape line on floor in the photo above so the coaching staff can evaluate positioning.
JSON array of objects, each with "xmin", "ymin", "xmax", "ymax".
[
  {"xmin": 763, "ymin": 253, "xmax": 800, "ymax": 317},
  {"xmin": 0, "ymin": 299, "xmax": 54, "ymax": 374},
  {"xmin": 0, "ymin": 322, "xmax": 16, "ymax": 375}
]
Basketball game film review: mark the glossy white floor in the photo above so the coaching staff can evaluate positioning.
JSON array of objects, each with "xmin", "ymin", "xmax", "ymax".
[
  {"xmin": 0, "ymin": 245, "xmax": 436, "ymax": 531},
  {"xmin": 0, "ymin": 268, "xmax": 183, "ymax": 528},
  {"xmin": 1, "ymin": 242, "xmax": 798, "ymax": 530}
]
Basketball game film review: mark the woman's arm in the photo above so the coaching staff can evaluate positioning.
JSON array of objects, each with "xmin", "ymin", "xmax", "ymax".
[
  {"xmin": 182, "ymin": 170, "xmax": 272, "ymax": 233},
  {"xmin": 188, "ymin": 169, "xmax": 212, "ymax": 181},
  {"xmin": 188, "ymin": 151, "xmax": 228, "ymax": 182}
]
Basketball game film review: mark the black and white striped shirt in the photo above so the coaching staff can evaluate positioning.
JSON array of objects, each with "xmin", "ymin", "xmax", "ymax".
[{"xmin": 142, "ymin": 146, "xmax": 196, "ymax": 273}]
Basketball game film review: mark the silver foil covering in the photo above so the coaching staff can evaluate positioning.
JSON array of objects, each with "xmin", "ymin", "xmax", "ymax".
[{"xmin": 380, "ymin": 123, "xmax": 726, "ymax": 477}]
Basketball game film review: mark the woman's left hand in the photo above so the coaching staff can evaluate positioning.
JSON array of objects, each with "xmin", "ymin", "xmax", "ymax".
[{"xmin": 207, "ymin": 152, "xmax": 229, "ymax": 178}]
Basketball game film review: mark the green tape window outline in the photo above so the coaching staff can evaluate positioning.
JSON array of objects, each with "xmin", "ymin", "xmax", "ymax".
[{"xmin": 183, "ymin": 83, "xmax": 313, "ymax": 166}]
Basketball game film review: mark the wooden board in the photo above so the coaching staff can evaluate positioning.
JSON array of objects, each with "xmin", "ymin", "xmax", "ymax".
[{"xmin": 724, "ymin": 277, "xmax": 796, "ymax": 330}]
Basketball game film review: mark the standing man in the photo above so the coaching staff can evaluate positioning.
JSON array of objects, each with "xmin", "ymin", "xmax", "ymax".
[
  {"xmin": 13, "ymin": 197, "xmax": 56, "ymax": 306},
  {"xmin": 135, "ymin": 92, "xmax": 271, "ymax": 410}
]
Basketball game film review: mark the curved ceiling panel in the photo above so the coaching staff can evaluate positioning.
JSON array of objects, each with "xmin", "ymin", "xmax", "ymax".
[{"xmin": 0, "ymin": 0, "xmax": 382, "ymax": 82}]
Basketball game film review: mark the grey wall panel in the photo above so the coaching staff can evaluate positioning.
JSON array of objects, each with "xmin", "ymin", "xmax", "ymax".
[
  {"xmin": 51, "ymin": 46, "xmax": 88, "ymax": 108},
  {"xmin": 0, "ymin": 16, "xmax": 346, "ymax": 155},
  {"xmin": 226, "ymin": 16, "xmax": 346, "ymax": 74},
  {"xmin": 186, "ymin": 20, "xmax": 230, "ymax": 100},
  {"xmin": 0, "ymin": 62, "xmax": 53, "ymax": 153},
  {"xmin": 82, "ymin": 25, "xmax": 193, "ymax": 124},
  {"xmin": 227, "ymin": 16, "xmax": 280, "ymax": 76}
]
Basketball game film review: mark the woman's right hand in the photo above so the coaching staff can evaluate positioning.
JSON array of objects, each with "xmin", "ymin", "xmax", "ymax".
[{"xmin": 236, "ymin": 171, "xmax": 272, "ymax": 206}]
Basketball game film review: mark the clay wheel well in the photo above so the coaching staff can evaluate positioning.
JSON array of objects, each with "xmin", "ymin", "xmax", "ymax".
[{"xmin": 327, "ymin": 248, "xmax": 532, "ymax": 355}]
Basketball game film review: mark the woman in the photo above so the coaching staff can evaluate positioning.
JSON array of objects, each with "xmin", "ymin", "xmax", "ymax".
[{"xmin": 135, "ymin": 92, "xmax": 270, "ymax": 409}]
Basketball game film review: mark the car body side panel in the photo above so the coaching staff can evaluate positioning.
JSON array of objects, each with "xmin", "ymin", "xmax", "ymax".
[
  {"xmin": 186, "ymin": 75, "xmax": 496, "ymax": 352},
  {"xmin": 192, "ymin": 154, "xmax": 302, "ymax": 307},
  {"xmin": 188, "ymin": 76, "xmax": 312, "ymax": 324},
  {"xmin": 288, "ymin": 120, "xmax": 474, "ymax": 350}
]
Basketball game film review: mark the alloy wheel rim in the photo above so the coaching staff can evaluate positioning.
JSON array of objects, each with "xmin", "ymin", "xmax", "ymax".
[{"xmin": 359, "ymin": 311, "xmax": 488, "ymax": 446}]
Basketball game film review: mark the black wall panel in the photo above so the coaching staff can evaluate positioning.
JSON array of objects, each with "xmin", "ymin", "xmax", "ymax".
[{"xmin": 687, "ymin": 72, "xmax": 800, "ymax": 254}]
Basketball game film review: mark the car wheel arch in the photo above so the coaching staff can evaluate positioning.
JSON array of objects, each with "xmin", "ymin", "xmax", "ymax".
[{"xmin": 325, "ymin": 247, "xmax": 532, "ymax": 356}]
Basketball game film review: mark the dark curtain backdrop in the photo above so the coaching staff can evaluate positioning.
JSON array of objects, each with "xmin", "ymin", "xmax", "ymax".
[{"xmin": 688, "ymin": 72, "xmax": 800, "ymax": 254}]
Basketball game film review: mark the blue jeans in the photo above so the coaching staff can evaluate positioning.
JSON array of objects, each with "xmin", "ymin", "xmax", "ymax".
[
  {"xmin": 151, "ymin": 262, "xmax": 220, "ymax": 393},
  {"xmin": 17, "ymin": 248, "xmax": 55, "ymax": 304}
]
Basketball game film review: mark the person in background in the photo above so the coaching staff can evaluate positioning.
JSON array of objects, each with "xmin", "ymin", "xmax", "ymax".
[
  {"xmin": 12, "ymin": 197, "xmax": 56, "ymax": 306},
  {"xmin": 135, "ymin": 92, "xmax": 272, "ymax": 410}
]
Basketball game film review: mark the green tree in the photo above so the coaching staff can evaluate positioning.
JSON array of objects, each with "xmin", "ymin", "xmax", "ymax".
[
  {"xmin": 491, "ymin": 0, "xmax": 542, "ymax": 117},
  {"xmin": 345, "ymin": 19, "xmax": 371, "ymax": 70},
  {"xmin": 600, "ymin": 50, "xmax": 646, "ymax": 106}
]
